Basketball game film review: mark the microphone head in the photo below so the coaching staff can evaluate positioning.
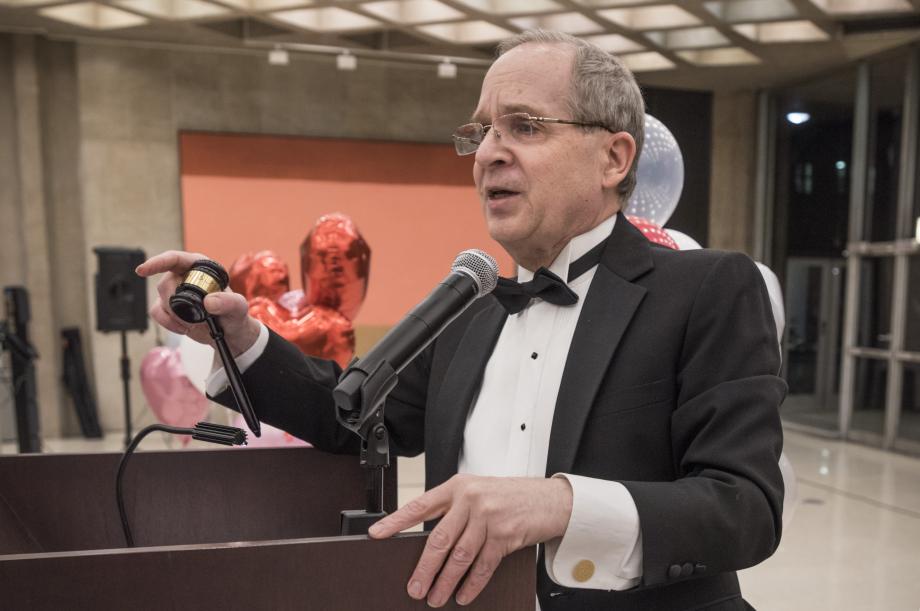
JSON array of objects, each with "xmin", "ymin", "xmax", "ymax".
[{"xmin": 452, "ymin": 249, "xmax": 499, "ymax": 296}]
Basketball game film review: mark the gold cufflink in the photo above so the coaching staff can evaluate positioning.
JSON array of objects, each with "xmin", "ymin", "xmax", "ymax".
[{"xmin": 572, "ymin": 559, "xmax": 595, "ymax": 583}]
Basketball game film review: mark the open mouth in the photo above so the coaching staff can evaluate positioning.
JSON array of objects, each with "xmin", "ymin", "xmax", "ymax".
[{"xmin": 487, "ymin": 189, "xmax": 519, "ymax": 200}]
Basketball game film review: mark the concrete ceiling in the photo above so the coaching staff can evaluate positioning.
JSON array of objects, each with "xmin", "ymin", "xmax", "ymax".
[{"xmin": 2, "ymin": 0, "xmax": 920, "ymax": 90}]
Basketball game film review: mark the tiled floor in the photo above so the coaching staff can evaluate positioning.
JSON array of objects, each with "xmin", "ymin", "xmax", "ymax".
[
  {"xmin": 739, "ymin": 430, "xmax": 920, "ymax": 610},
  {"xmin": 4, "ymin": 429, "xmax": 919, "ymax": 610}
]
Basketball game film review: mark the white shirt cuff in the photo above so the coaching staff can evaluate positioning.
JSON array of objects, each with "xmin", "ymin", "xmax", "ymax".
[
  {"xmin": 544, "ymin": 473, "xmax": 643, "ymax": 591},
  {"xmin": 205, "ymin": 322, "xmax": 270, "ymax": 397}
]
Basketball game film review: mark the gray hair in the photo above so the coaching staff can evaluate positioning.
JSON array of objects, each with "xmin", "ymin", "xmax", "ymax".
[{"xmin": 496, "ymin": 30, "xmax": 645, "ymax": 202}]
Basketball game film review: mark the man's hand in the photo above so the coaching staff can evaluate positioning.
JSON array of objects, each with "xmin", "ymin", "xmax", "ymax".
[
  {"xmin": 368, "ymin": 474, "xmax": 573, "ymax": 607},
  {"xmin": 136, "ymin": 250, "xmax": 260, "ymax": 356}
]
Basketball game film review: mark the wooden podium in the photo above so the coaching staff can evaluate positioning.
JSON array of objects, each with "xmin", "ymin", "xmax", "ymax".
[{"xmin": 0, "ymin": 447, "xmax": 535, "ymax": 610}]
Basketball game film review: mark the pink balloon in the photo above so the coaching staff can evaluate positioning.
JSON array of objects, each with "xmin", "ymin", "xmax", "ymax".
[{"xmin": 140, "ymin": 347, "xmax": 211, "ymax": 445}]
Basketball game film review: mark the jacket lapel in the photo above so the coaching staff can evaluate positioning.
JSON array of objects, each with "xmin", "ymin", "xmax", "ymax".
[
  {"xmin": 426, "ymin": 301, "xmax": 507, "ymax": 489},
  {"xmin": 545, "ymin": 213, "xmax": 655, "ymax": 476}
]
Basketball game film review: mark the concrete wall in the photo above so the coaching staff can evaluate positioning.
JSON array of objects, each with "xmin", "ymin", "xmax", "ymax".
[
  {"xmin": 0, "ymin": 35, "xmax": 64, "ymax": 438},
  {"xmin": 709, "ymin": 90, "xmax": 759, "ymax": 255}
]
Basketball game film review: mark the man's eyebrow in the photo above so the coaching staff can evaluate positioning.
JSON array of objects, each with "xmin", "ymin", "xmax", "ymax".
[{"xmin": 469, "ymin": 104, "xmax": 542, "ymax": 124}]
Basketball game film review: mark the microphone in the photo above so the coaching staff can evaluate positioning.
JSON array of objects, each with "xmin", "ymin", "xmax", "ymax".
[{"xmin": 334, "ymin": 249, "xmax": 498, "ymax": 437}]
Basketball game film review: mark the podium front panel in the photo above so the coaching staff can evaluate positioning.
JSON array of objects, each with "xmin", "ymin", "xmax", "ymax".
[
  {"xmin": 0, "ymin": 535, "xmax": 536, "ymax": 610},
  {"xmin": 0, "ymin": 447, "xmax": 397, "ymax": 553}
]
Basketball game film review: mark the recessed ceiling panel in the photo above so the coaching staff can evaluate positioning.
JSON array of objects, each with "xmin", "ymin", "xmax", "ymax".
[
  {"xmin": 450, "ymin": 0, "xmax": 562, "ymax": 15},
  {"xmin": 115, "ymin": 0, "xmax": 230, "ymax": 19},
  {"xmin": 218, "ymin": 0, "xmax": 310, "ymax": 11},
  {"xmin": 271, "ymin": 6, "xmax": 382, "ymax": 31},
  {"xmin": 572, "ymin": 0, "xmax": 659, "ymax": 6},
  {"xmin": 0, "ymin": 0, "xmax": 61, "ymax": 6},
  {"xmin": 810, "ymin": 0, "xmax": 912, "ymax": 14},
  {"xmin": 581, "ymin": 33, "xmax": 645, "ymax": 54},
  {"xmin": 598, "ymin": 5, "xmax": 701, "ymax": 30},
  {"xmin": 734, "ymin": 20, "xmax": 830, "ymax": 42},
  {"xmin": 417, "ymin": 19, "xmax": 513, "ymax": 42},
  {"xmin": 621, "ymin": 51, "xmax": 675, "ymax": 71},
  {"xmin": 39, "ymin": 2, "xmax": 148, "ymax": 28},
  {"xmin": 677, "ymin": 47, "xmax": 761, "ymax": 65},
  {"xmin": 704, "ymin": 0, "xmax": 799, "ymax": 23},
  {"xmin": 362, "ymin": 0, "xmax": 464, "ymax": 25},
  {"xmin": 646, "ymin": 26, "xmax": 729, "ymax": 49},
  {"xmin": 510, "ymin": 12, "xmax": 603, "ymax": 35}
]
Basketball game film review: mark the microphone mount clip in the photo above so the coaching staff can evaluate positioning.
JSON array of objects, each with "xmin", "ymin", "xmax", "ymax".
[{"xmin": 333, "ymin": 358, "xmax": 396, "ymax": 535}]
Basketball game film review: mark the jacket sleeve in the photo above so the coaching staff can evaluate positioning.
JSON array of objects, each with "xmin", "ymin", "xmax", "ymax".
[
  {"xmin": 210, "ymin": 327, "xmax": 430, "ymax": 457},
  {"xmin": 620, "ymin": 251, "xmax": 786, "ymax": 587}
]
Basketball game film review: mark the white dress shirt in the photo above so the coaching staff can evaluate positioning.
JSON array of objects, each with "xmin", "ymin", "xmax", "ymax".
[
  {"xmin": 457, "ymin": 215, "xmax": 642, "ymax": 593},
  {"xmin": 206, "ymin": 214, "xmax": 642, "ymax": 594}
]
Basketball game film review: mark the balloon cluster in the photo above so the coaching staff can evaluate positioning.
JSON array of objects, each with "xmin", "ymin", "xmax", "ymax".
[
  {"xmin": 140, "ymin": 213, "xmax": 370, "ymax": 448},
  {"xmin": 232, "ymin": 213, "xmax": 370, "ymax": 369}
]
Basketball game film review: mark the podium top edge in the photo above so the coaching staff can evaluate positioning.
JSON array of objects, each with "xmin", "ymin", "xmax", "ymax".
[{"xmin": 0, "ymin": 531, "xmax": 430, "ymax": 562}]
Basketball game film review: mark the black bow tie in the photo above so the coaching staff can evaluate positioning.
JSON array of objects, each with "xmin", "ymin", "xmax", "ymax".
[{"xmin": 493, "ymin": 239, "xmax": 606, "ymax": 315}]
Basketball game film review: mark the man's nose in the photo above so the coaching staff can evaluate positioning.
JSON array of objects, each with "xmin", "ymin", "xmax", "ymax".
[{"xmin": 474, "ymin": 127, "xmax": 511, "ymax": 167}]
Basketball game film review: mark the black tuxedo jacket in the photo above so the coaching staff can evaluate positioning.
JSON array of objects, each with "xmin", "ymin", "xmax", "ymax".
[{"xmin": 216, "ymin": 213, "xmax": 786, "ymax": 610}]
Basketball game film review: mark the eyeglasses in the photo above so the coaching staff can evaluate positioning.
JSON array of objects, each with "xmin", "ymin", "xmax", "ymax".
[{"xmin": 452, "ymin": 112, "xmax": 612, "ymax": 156}]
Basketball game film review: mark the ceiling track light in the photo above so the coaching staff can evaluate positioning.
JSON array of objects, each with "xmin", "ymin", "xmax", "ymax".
[
  {"xmin": 437, "ymin": 58, "xmax": 457, "ymax": 79},
  {"xmin": 268, "ymin": 44, "xmax": 289, "ymax": 66},
  {"xmin": 336, "ymin": 50, "xmax": 357, "ymax": 71}
]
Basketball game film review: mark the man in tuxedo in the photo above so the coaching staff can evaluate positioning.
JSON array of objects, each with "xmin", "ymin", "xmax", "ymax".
[{"xmin": 139, "ymin": 30, "xmax": 784, "ymax": 610}]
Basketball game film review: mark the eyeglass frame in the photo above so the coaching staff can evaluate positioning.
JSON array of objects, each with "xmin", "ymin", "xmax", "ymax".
[{"xmin": 452, "ymin": 112, "xmax": 614, "ymax": 156}]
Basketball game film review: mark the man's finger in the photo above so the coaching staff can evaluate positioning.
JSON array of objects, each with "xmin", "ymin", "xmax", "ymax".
[
  {"xmin": 426, "ymin": 522, "xmax": 486, "ymax": 608},
  {"xmin": 203, "ymin": 291, "xmax": 248, "ymax": 318},
  {"xmin": 405, "ymin": 506, "xmax": 468, "ymax": 601},
  {"xmin": 149, "ymin": 303, "xmax": 188, "ymax": 336},
  {"xmin": 454, "ymin": 542, "xmax": 504, "ymax": 606},
  {"xmin": 368, "ymin": 485, "xmax": 451, "ymax": 538},
  {"xmin": 136, "ymin": 250, "xmax": 206, "ymax": 277}
]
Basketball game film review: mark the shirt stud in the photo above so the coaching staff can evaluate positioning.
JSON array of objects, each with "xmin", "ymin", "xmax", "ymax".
[{"xmin": 531, "ymin": 352, "xmax": 538, "ymax": 359}]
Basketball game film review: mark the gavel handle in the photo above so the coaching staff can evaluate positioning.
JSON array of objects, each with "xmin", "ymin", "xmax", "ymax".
[{"xmin": 205, "ymin": 315, "xmax": 262, "ymax": 437}]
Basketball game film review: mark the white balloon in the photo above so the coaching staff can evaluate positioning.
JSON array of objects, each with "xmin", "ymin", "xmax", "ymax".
[
  {"xmin": 627, "ymin": 114, "xmax": 684, "ymax": 227},
  {"xmin": 178, "ymin": 335, "xmax": 215, "ymax": 394},
  {"xmin": 779, "ymin": 451, "xmax": 798, "ymax": 529},
  {"xmin": 755, "ymin": 262, "xmax": 786, "ymax": 346},
  {"xmin": 664, "ymin": 229, "xmax": 701, "ymax": 251}
]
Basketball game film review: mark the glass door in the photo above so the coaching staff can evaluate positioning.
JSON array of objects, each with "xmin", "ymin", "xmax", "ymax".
[{"xmin": 782, "ymin": 257, "xmax": 844, "ymax": 432}]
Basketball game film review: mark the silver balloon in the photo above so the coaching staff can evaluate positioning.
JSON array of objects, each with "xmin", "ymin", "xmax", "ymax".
[{"xmin": 627, "ymin": 114, "xmax": 684, "ymax": 227}]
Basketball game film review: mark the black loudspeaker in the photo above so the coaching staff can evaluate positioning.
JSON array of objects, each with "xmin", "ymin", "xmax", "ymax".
[{"xmin": 94, "ymin": 247, "xmax": 148, "ymax": 333}]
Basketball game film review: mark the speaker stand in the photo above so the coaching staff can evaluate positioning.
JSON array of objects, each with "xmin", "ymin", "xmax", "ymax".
[{"xmin": 119, "ymin": 331, "xmax": 132, "ymax": 448}]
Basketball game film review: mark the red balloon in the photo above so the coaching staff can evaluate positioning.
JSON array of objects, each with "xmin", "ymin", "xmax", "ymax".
[
  {"xmin": 140, "ymin": 347, "xmax": 210, "ymax": 445},
  {"xmin": 626, "ymin": 215, "xmax": 679, "ymax": 250},
  {"xmin": 228, "ymin": 250, "xmax": 290, "ymax": 302},
  {"xmin": 248, "ymin": 297, "xmax": 355, "ymax": 368},
  {"xmin": 299, "ymin": 213, "xmax": 370, "ymax": 322}
]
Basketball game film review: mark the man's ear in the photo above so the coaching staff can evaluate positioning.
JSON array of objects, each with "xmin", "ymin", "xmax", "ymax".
[{"xmin": 601, "ymin": 132, "xmax": 637, "ymax": 191}]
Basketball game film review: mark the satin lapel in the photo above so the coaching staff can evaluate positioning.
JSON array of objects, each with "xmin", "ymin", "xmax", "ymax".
[
  {"xmin": 426, "ymin": 301, "xmax": 508, "ymax": 489},
  {"xmin": 545, "ymin": 214, "xmax": 653, "ymax": 476}
]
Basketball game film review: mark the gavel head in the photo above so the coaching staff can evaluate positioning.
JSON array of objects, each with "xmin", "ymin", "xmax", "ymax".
[{"xmin": 169, "ymin": 259, "xmax": 229, "ymax": 324}]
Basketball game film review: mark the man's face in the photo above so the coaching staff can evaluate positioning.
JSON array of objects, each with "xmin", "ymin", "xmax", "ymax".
[{"xmin": 472, "ymin": 43, "xmax": 616, "ymax": 265}]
